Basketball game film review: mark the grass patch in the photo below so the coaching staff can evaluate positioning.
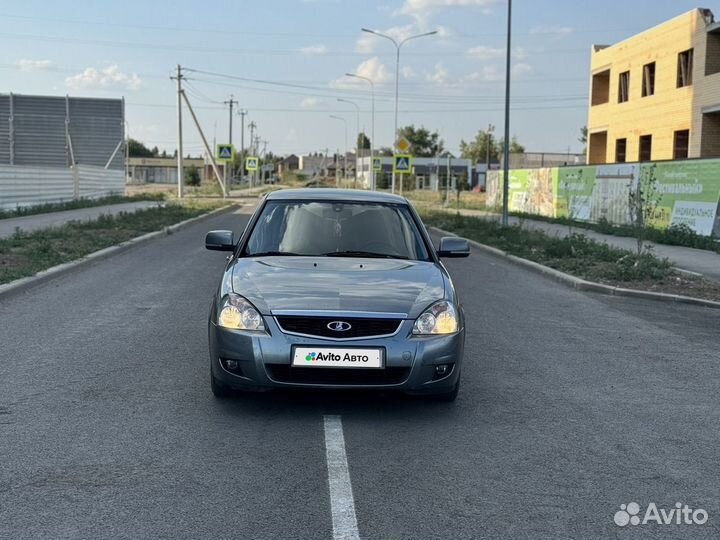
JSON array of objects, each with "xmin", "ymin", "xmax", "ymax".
[
  {"xmin": 0, "ymin": 200, "xmax": 228, "ymax": 285},
  {"xmin": 422, "ymin": 210, "xmax": 674, "ymax": 283},
  {"xmin": 422, "ymin": 209, "xmax": 720, "ymax": 302},
  {"xmin": 0, "ymin": 193, "xmax": 166, "ymax": 221}
]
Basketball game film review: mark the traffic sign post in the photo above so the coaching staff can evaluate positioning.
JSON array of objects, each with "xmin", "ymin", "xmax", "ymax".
[
  {"xmin": 395, "ymin": 136, "xmax": 412, "ymax": 154},
  {"xmin": 372, "ymin": 157, "xmax": 382, "ymax": 172},
  {"xmin": 245, "ymin": 156, "xmax": 259, "ymax": 171},
  {"xmin": 393, "ymin": 154, "xmax": 412, "ymax": 174},
  {"xmin": 216, "ymin": 144, "xmax": 235, "ymax": 163}
]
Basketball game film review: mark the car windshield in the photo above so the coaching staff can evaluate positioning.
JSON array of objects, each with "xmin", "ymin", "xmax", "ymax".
[{"xmin": 244, "ymin": 200, "xmax": 431, "ymax": 261}]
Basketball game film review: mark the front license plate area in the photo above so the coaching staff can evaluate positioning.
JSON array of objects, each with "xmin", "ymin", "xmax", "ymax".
[{"xmin": 292, "ymin": 347, "xmax": 384, "ymax": 369}]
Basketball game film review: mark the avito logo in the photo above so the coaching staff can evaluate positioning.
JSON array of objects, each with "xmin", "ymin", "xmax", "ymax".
[{"xmin": 614, "ymin": 502, "xmax": 708, "ymax": 527}]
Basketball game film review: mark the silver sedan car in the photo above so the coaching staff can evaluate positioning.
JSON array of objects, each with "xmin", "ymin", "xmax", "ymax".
[{"xmin": 205, "ymin": 189, "xmax": 469, "ymax": 401}]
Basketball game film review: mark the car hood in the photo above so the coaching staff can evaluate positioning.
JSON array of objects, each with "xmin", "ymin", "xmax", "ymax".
[{"xmin": 230, "ymin": 256, "xmax": 445, "ymax": 318}]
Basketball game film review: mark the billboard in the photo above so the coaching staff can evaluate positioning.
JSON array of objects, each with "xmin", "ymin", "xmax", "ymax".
[{"xmin": 491, "ymin": 160, "xmax": 720, "ymax": 236}]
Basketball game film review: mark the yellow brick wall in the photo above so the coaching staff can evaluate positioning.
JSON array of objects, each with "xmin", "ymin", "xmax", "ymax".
[{"xmin": 587, "ymin": 9, "xmax": 703, "ymax": 163}]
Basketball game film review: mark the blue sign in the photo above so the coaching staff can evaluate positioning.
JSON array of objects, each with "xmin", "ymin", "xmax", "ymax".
[{"xmin": 393, "ymin": 154, "xmax": 412, "ymax": 174}]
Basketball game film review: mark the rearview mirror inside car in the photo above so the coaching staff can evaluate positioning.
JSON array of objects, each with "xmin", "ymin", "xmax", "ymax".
[
  {"xmin": 438, "ymin": 236, "xmax": 470, "ymax": 258},
  {"xmin": 205, "ymin": 230, "xmax": 234, "ymax": 251}
]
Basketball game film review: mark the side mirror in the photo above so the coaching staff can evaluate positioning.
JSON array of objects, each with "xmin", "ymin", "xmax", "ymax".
[
  {"xmin": 438, "ymin": 236, "xmax": 470, "ymax": 258},
  {"xmin": 205, "ymin": 230, "xmax": 234, "ymax": 251}
]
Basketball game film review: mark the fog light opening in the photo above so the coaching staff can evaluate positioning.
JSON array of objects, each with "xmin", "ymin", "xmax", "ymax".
[
  {"xmin": 224, "ymin": 359, "xmax": 239, "ymax": 371},
  {"xmin": 433, "ymin": 364, "xmax": 453, "ymax": 380}
]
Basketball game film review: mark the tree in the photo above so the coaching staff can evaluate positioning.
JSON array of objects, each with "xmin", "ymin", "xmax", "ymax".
[
  {"xmin": 184, "ymin": 164, "xmax": 201, "ymax": 186},
  {"xmin": 377, "ymin": 147, "xmax": 394, "ymax": 157},
  {"xmin": 579, "ymin": 126, "xmax": 588, "ymax": 155},
  {"xmin": 357, "ymin": 132, "xmax": 371, "ymax": 150},
  {"xmin": 397, "ymin": 125, "xmax": 444, "ymax": 157},
  {"xmin": 498, "ymin": 136, "xmax": 525, "ymax": 154},
  {"xmin": 628, "ymin": 164, "xmax": 661, "ymax": 256},
  {"xmin": 460, "ymin": 131, "xmax": 500, "ymax": 164},
  {"xmin": 127, "ymin": 138, "xmax": 154, "ymax": 158}
]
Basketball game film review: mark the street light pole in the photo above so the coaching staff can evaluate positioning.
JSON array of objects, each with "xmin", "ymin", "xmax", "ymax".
[
  {"xmin": 361, "ymin": 28, "xmax": 437, "ymax": 194},
  {"xmin": 502, "ymin": 0, "xmax": 512, "ymax": 226},
  {"xmin": 329, "ymin": 115, "xmax": 348, "ymax": 186},
  {"xmin": 345, "ymin": 73, "xmax": 375, "ymax": 190},
  {"xmin": 337, "ymin": 98, "xmax": 360, "ymax": 188}
]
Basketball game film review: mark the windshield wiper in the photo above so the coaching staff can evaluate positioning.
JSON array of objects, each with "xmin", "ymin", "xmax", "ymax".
[
  {"xmin": 322, "ymin": 250, "xmax": 409, "ymax": 259},
  {"xmin": 248, "ymin": 251, "xmax": 304, "ymax": 257}
]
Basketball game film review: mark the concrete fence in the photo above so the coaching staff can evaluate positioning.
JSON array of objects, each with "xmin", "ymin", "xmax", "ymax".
[{"xmin": 0, "ymin": 164, "xmax": 124, "ymax": 210}]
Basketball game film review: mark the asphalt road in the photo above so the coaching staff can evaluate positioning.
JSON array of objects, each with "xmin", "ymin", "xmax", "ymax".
[{"xmin": 0, "ymin": 207, "xmax": 718, "ymax": 540}]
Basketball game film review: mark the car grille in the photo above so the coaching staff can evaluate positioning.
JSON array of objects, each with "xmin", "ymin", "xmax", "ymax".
[
  {"xmin": 266, "ymin": 365, "xmax": 410, "ymax": 385},
  {"xmin": 275, "ymin": 316, "xmax": 402, "ymax": 339}
]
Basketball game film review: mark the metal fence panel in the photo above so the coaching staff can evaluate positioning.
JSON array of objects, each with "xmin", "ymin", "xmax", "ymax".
[
  {"xmin": 0, "ymin": 95, "xmax": 9, "ymax": 164},
  {"xmin": 0, "ymin": 164, "xmax": 123, "ymax": 210},
  {"xmin": 76, "ymin": 164, "xmax": 124, "ymax": 198},
  {"xmin": 0, "ymin": 164, "xmax": 74, "ymax": 209},
  {"xmin": 0, "ymin": 94, "xmax": 124, "ymax": 170}
]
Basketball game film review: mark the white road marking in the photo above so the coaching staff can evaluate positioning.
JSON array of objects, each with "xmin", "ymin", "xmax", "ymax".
[{"xmin": 324, "ymin": 415, "xmax": 361, "ymax": 540}]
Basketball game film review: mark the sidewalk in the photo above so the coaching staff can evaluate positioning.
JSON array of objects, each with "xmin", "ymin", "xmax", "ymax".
[
  {"xmin": 0, "ymin": 201, "xmax": 160, "ymax": 239},
  {"xmin": 458, "ymin": 209, "xmax": 720, "ymax": 282}
]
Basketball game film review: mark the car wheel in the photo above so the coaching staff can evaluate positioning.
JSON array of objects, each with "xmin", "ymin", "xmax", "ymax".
[
  {"xmin": 211, "ymin": 371, "xmax": 233, "ymax": 399},
  {"xmin": 433, "ymin": 379, "xmax": 460, "ymax": 403}
]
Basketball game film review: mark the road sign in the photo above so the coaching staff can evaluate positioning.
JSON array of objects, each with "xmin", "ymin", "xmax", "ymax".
[
  {"xmin": 396, "ymin": 136, "xmax": 411, "ymax": 153},
  {"xmin": 246, "ymin": 156, "xmax": 259, "ymax": 171},
  {"xmin": 372, "ymin": 157, "xmax": 382, "ymax": 171},
  {"xmin": 216, "ymin": 144, "xmax": 235, "ymax": 162},
  {"xmin": 393, "ymin": 154, "xmax": 412, "ymax": 174}
]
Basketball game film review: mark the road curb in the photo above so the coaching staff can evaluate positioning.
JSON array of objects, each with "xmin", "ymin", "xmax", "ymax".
[
  {"xmin": 430, "ymin": 226, "xmax": 720, "ymax": 310},
  {"xmin": 0, "ymin": 204, "xmax": 236, "ymax": 300}
]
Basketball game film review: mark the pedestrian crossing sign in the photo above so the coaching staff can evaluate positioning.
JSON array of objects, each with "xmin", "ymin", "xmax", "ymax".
[
  {"xmin": 245, "ymin": 156, "xmax": 259, "ymax": 171},
  {"xmin": 372, "ymin": 157, "xmax": 382, "ymax": 171},
  {"xmin": 216, "ymin": 144, "xmax": 235, "ymax": 162},
  {"xmin": 393, "ymin": 154, "xmax": 412, "ymax": 174}
]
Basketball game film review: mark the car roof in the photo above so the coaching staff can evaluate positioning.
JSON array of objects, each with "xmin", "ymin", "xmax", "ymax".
[{"xmin": 264, "ymin": 188, "xmax": 408, "ymax": 204}]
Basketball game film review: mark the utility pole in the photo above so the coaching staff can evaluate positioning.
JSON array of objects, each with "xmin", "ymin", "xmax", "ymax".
[
  {"xmin": 248, "ymin": 121, "xmax": 257, "ymax": 187},
  {"xmin": 502, "ymin": 0, "xmax": 512, "ymax": 226},
  {"xmin": 445, "ymin": 154, "xmax": 451, "ymax": 205},
  {"xmin": 179, "ymin": 90, "xmax": 225, "ymax": 197},
  {"xmin": 486, "ymin": 124, "xmax": 495, "ymax": 189},
  {"xmin": 170, "ymin": 64, "xmax": 184, "ymax": 199},
  {"xmin": 223, "ymin": 95, "xmax": 238, "ymax": 187},
  {"xmin": 237, "ymin": 109, "xmax": 247, "ymax": 183},
  {"xmin": 224, "ymin": 95, "xmax": 238, "ymax": 144}
]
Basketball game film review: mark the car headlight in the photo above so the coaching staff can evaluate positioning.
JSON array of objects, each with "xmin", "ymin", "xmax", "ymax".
[
  {"xmin": 217, "ymin": 293, "xmax": 265, "ymax": 331},
  {"xmin": 412, "ymin": 300, "xmax": 458, "ymax": 335}
]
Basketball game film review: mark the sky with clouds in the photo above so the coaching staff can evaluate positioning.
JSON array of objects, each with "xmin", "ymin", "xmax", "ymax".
[{"xmin": 0, "ymin": 0, "xmax": 709, "ymax": 157}]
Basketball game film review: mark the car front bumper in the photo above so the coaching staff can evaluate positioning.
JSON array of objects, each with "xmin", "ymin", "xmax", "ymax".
[{"xmin": 208, "ymin": 316, "xmax": 465, "ymax": 394}]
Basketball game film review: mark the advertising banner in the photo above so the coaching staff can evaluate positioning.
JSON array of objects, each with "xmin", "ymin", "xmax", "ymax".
[{"xmin": 647, "ymin": 160, "xmax": 720, "ymax": 236}]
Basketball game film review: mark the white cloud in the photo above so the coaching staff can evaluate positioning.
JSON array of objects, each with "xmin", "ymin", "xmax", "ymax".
[
  {"xmin": 356, "ymin": 23, "xmax": 418, "ymax": 53},
  {"xmin": 399, "ymin": 0, "xmax": 498, "ymax": 22},
  {"xmin": 401, "ymin": 66, "xmax": 417, "ymax": 79},
  {"xmin": 65, "ymin": 65, "xmax": 142, "ymax": 90},
  {"xmin": 330, "ymin": 56, "xmax": 392, "ymax": 89},
  {"xmin": 300, "ymin": 97, "xmax": 322, "ymax": 109},
  {"xmin": 529, "ymin": 24, "xmax": 574, "ymax": 35},
  {"xmin": 300, "ymin": 44, "xmax": 328, "ymax": 55},
  {"xmin": 16, "ymin": 59, "xmax": 53, "ymax": 72},
  {"xmin": 425, "ymin": 63, "xmax": 449, "ymax": 85},
  {"xmin": 466, "ymin": 46, "xmax": 504, "ymax": 60},
  {"xmin": 463, "ymin": 62, "xmax": 534, "ymax": 83},
  {"xmin": 466, "ymin": 46, "xmax": 528, "ymax": 61},
  {"xmin": 512, "ymin": 63, "xmax": 533, "ymax": 77}
]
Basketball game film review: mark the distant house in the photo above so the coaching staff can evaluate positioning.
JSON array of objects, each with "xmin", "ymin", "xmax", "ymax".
[
  {"xmin": 278, "ymin": 154, "xmax": 299, "ymax": 174},
  {"xmin": 127, "ymin": 157, "xmax": 206, "ymax": 184}
]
